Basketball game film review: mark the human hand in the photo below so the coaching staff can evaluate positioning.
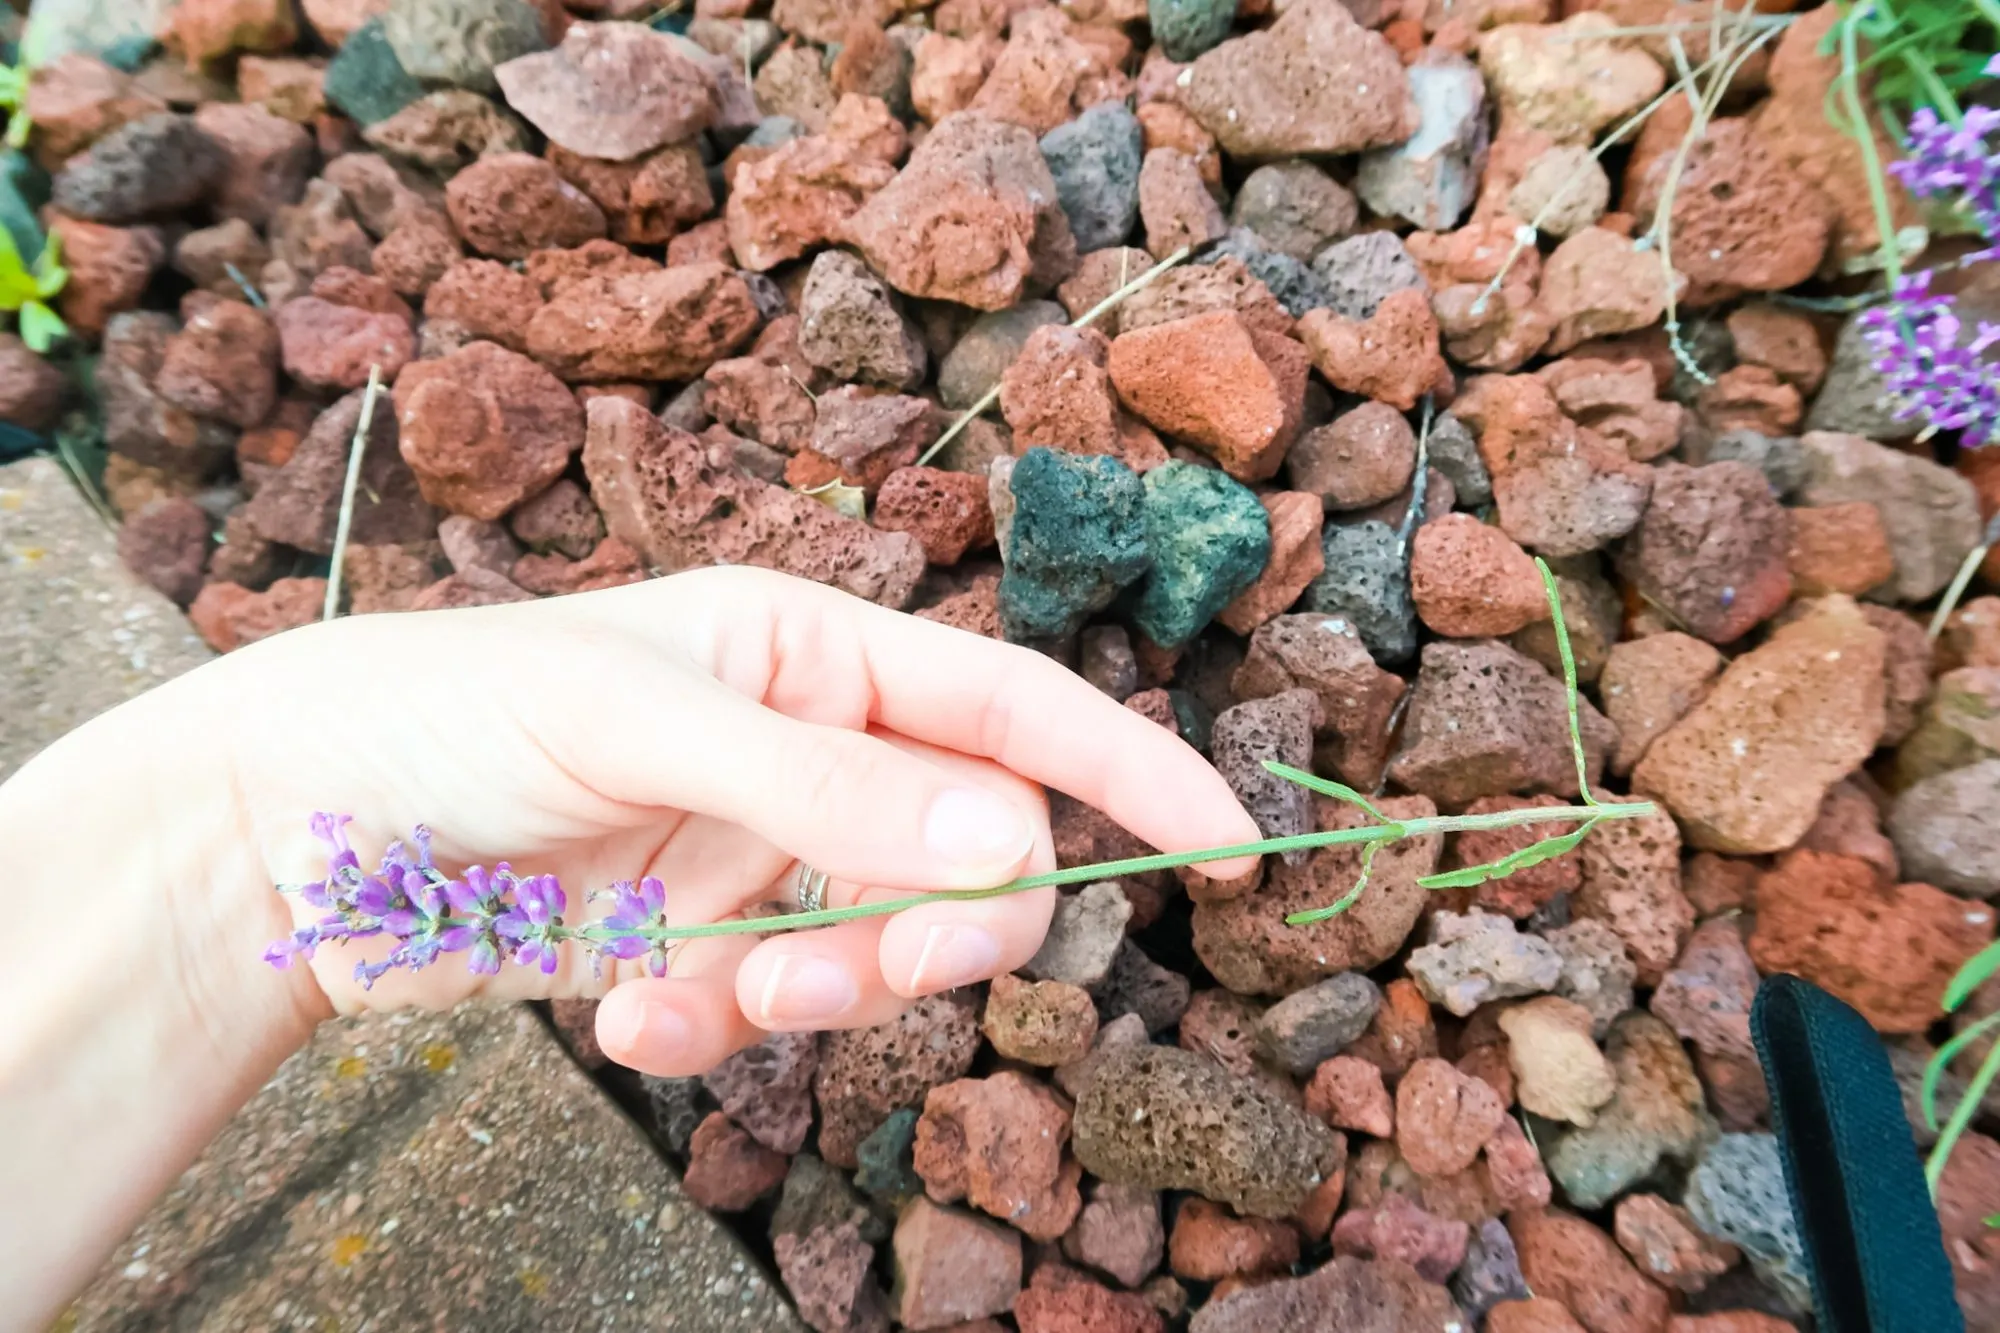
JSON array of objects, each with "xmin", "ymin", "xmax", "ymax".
[{"xmin": 207, "ymin": 565, "xmax": 1259, "ymax": 1076}]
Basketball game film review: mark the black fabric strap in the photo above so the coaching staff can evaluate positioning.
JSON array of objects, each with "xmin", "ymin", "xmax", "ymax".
[{"xmin": 1752, "ymin": 973, "xmax": 1963, "ymax": 1333}]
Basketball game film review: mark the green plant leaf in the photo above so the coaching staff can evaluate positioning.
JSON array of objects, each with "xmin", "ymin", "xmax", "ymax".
[
  {"xmin": 1263, "ymin": 760, "xmax": 1393, "ymax": 824},
  {"xmin": 1417, "ymin": 815, "xmax": 1604, "ymax": 890},
  {"xmin": 18, "ymin": 298, "xmax": 64, "ymax": 352},
  {"xmin": 31, "ymin": 229, "xmax": 64, "ymax": 297},
  {"xmin": 1945, "ymin": 937, "xmax": 2000, "ymax": 1012},
  {"xmin": 1922, "ymin": 1008, "xmax": 2000, "ymax": 1132},
  {"xmin": 1286, "ymin": 840, "xmax": 1383, "ymax": 925},
  {"xmin": 1930, "ymin": 1034, "xmax": 2000, "ymax": 1195}
]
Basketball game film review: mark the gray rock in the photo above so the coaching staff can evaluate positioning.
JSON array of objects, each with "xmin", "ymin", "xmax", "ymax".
[
  {"xmin": 1304, "ymin": 520, "xmax": 1417, "ymax": 665},
  {"xmin": 1211, "ymin": 690, "xmax": 1319, "ymax": 863},
  {"xmin": 1796, "ymin": 428, "xmax": 1982, "ymax": 602},
  {"xmin": 1355, "ymin": 54, "xmax": 1485, "ymax": 231},
  {"xmin": 1210, "ymin": 229, "xmax": 1335, "ymax": 317},
  {"xmin": 71, "ymin": 1006, "xmax": 802, "ymax": 1331},
  {"xmin": 1254, "ymin": 972, "xmax": 1382, "ymax": 1074},
  {"xmin": 383, "ymin": 0, "xmax": 547, "ymax": 94},
  {"xmin": 1426, "ymin": 410, "xmax": 1490, "ymax": 507},
  {"xmin": 937, "ymin": 301, "xmax": 1067, "ymax": 410},
  {"xmin": 1889, "ymin": 759, "xmax": 2000, "ymax": 898},
  {"xmin": 1309, "ymin": 229, "xmax": 1428, "ymax": 322},
  {"xmin": 1685, "ymin": 1132, "xmax": 1813, "ymax": 1312},
  {"xmin": 1406, "ymin": 910, "xmax": 1563, "ymax": 1017},
  {"xmin": 51, "ymin": 112, "xmax": 225, "ymax": 223},
  {"xmin": 1685, "ymin": 429, "xmax": 1807, "ymax": 498},
  {"xmin": 1230, "ymin": 160, "xmax": 1357, "ymax": 262},
  {"xmin": 0, "ymin": 457, "xmax": 214, "ymax": 783},
  {"xmin": 1090, "ymin": 939, "xmax": 1192, "ymax": 1035},
  {"xmin": 643, "ymin": 1074, "xmax": 711, "ymax": 1155},
  {"xmin": 1150, "ymin": 0, "xmax": 1237, "ymax": 61},
  {"xmin": 1041, "ymin": 102, "xmax": 1144, "ymax": 253},
  {"xmin": 797, "ymin": 249, "xmax": 927, "ymax": 389},
  {"xmin": 1805, "ymin": 311, "xmax": 1920, "ymax": 441},
  {"xmin": 1024, "ymin": 881, "xmax": 1134, "ymax": 988},
  {"xmin": 1452, "ymin": 1218, "xmax": 1531, "ymax": 1321},
  {"xmin": 1546, "ymin": 917, "xmax": 1637, "ymax": 1039},
  {"xmin": 1545, "ymin": 1012, "xmax": 1711, "ymax": 1209}
]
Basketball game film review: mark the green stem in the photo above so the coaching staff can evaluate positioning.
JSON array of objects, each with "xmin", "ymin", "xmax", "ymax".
[
  {"xmin": 1837, "ymin": 9, "xmax": 1906, "ymax": 285},
  {"xmin": 1930, "ymin": 1033, "xmax": 2000, "ymax": 1196},
  {"xmin": 623, "ymin": 799, "xmax": 1657, "ymax": 941}
]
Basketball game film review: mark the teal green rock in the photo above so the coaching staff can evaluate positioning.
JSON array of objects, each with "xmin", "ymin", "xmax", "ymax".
[
  {"xmin": 853, "ymin": 1108, "xmax": 922, "ymax": 1204},
  {"xmin": 324, "ymin": 18, "xmax": 425, "ymax": 127},
  {"xmin": 999, "ymin": 448, "xmax": 1151, "ymax": 642},
  {"xmin": 1130, "ymin": 460, "xmax": 1269, "ymax": 649},
  {"xmin": 1149, "ymin": 0, "xmax": 1236, "ymax": 62}
]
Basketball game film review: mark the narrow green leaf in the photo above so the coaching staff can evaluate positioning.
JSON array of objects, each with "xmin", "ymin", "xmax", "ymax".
[
  {"xmin": 1417, "ymin": 816, "xmax": 1603, "ymax": 891},
  {"xmin": 1286, "ymin": 840, "xmax": 1382, "ymax": 925},
  {"xmin": 1930, "ymin": 1035, "xmax": 2000, "ymax": 1196},
  {"xmin": 18, "ymin": 298, "xmax": 64, "ymax": 352},
  {"xmin": 1922, "ymin": 1008, "xmax": 2000, "ymax": 1133},
  {"xmin": 1946, "ymin": 938, "xmax": 2000, "ymax": 1012},
  {"xmin": 1263, "ymin": 761, "xmax": 1391, "ymax": 823},
  {"xmin": 1536, "ymin": 557, "xmax": 1595, "ymax": 807}
]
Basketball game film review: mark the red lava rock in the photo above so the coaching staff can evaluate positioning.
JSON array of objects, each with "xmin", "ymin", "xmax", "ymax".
[
  {"xmin": 274, "ymin": 295, "xmax": 414, "ymax": 391},
  {"xmin": 1139, "ymin": 148, "xmax": 1227, "ymax": 259},
  {"xmin": 117, "ymin": 497, "xmax": 212, "ymax": 606},
  {"xmin": 340, "ymin": 542, "xmax": 443, "ymax": 614},
  {"xmin": 237, "ymin": 56, "xmax": 326, "ymax": 124},
  {"xmin": 153, "ymin": 293, "xmax": 279, "ymax": 430},
  {"xmin": 48, "ymin": 213, "xmax": 166, "ymax": 338},
  {"xmin": 1489, "ymin": 1300, "xmax": 1591, "ymax": 1333},
  {"xmin": 1183, "ymin": 1253, "xmax": 1459, "ymax": 1332},
  {"xmin": 438, "ymin": 514, "xmax": 521, "ymax": 575},
  {"xmin": 1181, "ymin": 0, "xmax": 1416, "ymax": 157},
  {"xmin": 495, "ymin": 21, "xmax": 718, "ymax": 161},
  {"xmin": 1537, "ymin": 357, "xmax": 1683, "ymax": 462},
  {"xmin": 1509, "ymin": 1208, "xmax": 1671, "ymax": 1333},
  {"xmin": 724, "ymin": 116, "xmax": 900, "ymax": 272},
  {"xmin": 1288, "ymin": 402, "xmax": 1416, "ymax": 511},
  {"xmin": 1599, "ymin": 633, "xmax": 1723, "ymax": 776},
  {"xmin": 193, "ymin": 102, "xmax": 313, "ymax": 229},
  {"xmin": 1330, "ymin": 1193, "xmax": 1471, "ymax": 1285},
  {"xmin": 1169, "ymin": 1198, "xmax": 1301, "ymax": 1282},
  {"xmin": 891, "ymin": 1197, "xmax": 1023, "ymax": 1331},
  {"xmin": 773, "ymin": 1217, "xmax": 890, "ymax": 1333},
  {"xmin": 916, "ymin": 576, "xmax": 1005, "ymax": 639},
  {"xmin": 546, "ymin": 997, "xmax": 604, "ymax": 1069},
  {"xmin": 982, "ymin": 974, "xmax": 1099, "ymax": 1067},
  {"xmin": 162, "ymin": 0, "xmax": 298, "ymax": 67},
  {"xmin": 788, "ymin": 387, "xmax": 935, "ymax": 495},
  {"xmin": 1538, "ymin": 227, "xmax": 1678, "ymax": 356},
  {"xmin": 239, "ymin": 385, "xmax": 434, "ymax": 549},
  {"xmin": 510, "ymin": 535, "xmax": 649, "ymax": 595},
  {"xmin": 1062, "ymin": 1180, "xmax": 1163, "ymax": 1289},
  {"xmin": 1193, "ymin": 796, "xmax": 1440, "ymax": 996},
  {"xmin": 361, "ymin": 90, "xmax": 531, "ymax": 176},
  {"xmin": 1681, "ymin": 852, "xmax": 1759, "ymax": 918},
  {"xmin": 1634, "ymin": 596, "xmax": 1888, "ymax": 854},
  {"xmin": 1396, "ymin": 1057, "xmax": 1508, "ymax": 1177},
  {"xmin": 1932, "ymin": 1130, "xmax": 2000, "ymax": 1330},
  {"xmin": 189, "ymin": 576, "xmax": 327, "ymax": 652},
  {"xmin": 1118, "ymin": 257, "xmax": 1293, "ymax": 340},
  {"xmin": 24, "ymin": 54, "xmax": 167, "ymax": 166},
  {"xmin": 1015, "ymin": 1270, "xmax": 1164, "ymax": 1333},
  {"xmin": 406, "ymin": 566, "xmax": 535, "ymax": 609},
  {"xmin": 1232, "ymin": 613, "xmax": 1406, "ymax": 788},
  {"xmin": 873, "ymin": 467, "xmax": 995, "ymax": 565},
  {"xmin": 1107, "ymin": 311, "xmax": 1306, "ymax": 483},
  {"xmin": 700, "ymin": 1031, "xmax": 818, "ymax": 1156},
  {"xmin": 1574, "ymin": 811, "xmax": 1693, "ymax": 987},
  {"xmin": 1612, "ymin": 1194, "xmax": 1738, "ymax": 1295},
  {"xmin": 1177, "ymin": 988, "xmax": 1267, "ymax": 1081},
  {"xmin": 969, "ymin": 8, "xmax": 1121, "ymax": 135},
  {"xmin": 1216, "ymin": 492, "xmax": 1323, "ymax": 635},
  {"xmin": 683, "ymin": 1110, "xmax": 788, "ymax": 1211},
  {"xmin": 1352, "ymin": 985, "xmax": 1440, "ymax": 1085},
  {"xmin": 1695, "ymin": 365, "xmax": 1802, "ymax": 437},
  {"xmin": 1727, "ymin": 302, "xmax": 1826, "ymax": 394},
  {"xmin": 843, "ymin": 110, "xmax": 1074, "ymax": 310},
  {"xmin": 372, "ymin": 216, "xmax": 461, "ymax": 296},
  {"xmin": 268, "ymin": 178, "xmax": 374, "ymax": 280},
  {"xmin": 444, "ymin": 152, "xmax": 607, "ymax": 260},
  {"xmin": 504, "ymin": 476, "xmax": 599, "ymax": 560},
  {"xmin": 1665, "ymin": 1316, "xmax": 1796, "ymax": 1333},
  {"xmin": 1297, "ymin": 289, "xmax": 1449, "ymax": 412},
  {"xmin": 1748, "ymin": 849, "xmax": 1994, "ymax": 1034},
  {"xmin": 392, "ymin": 340, "xmax": 583, "ymax": 520},
  {"xmin": 815, "ymin": 991, "xmax": 981, "ymax": 1169},
  {"xmin": 1388, "ymin": 638, "xmax": 1613, "ymax": 807},
  {"xmin": 914, "ymin": 1071, "xmax": 1082, "ymax": 1242},
  {"xmin": 1411, "ymin": 513, "xmax": 1548, "ymax": 638},
  {"xmin": 1305, "ymin": 1055, "xmax": 1394, "ymax": 1138},
  {"xmin": 1650, "ymin": 917, "xmax": 1758, "ymax": 1065},
  {"xmin": 1786, "ymin": 501, "xmax": 1894, "ymax": 598},
  {"xmin": 1000, "ymin": 324, "xmax": 1121, "ymax": 458},
  {"xmin": 528, "ymin": 259, "xmax": 758, "ymax": 382},
  {"xmin": 1484, "ymin": 1115, "xmax": 1553, "ymax": 1211},
  {"xmin": 422, "ymin": 258, "xmax": 546, "ymax": 352},
  {"xmin": 0, "ymin": 334, "xmax": 67, "ymax": 430}
]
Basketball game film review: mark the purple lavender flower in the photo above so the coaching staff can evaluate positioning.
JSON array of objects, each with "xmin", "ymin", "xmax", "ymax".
[
  {"xmin": 1893, "ymin": 106, "xmax": 2000, "ymax": 246},
  {"xmin": 267, "ymin": 815, "xmax": 675, "ymax": 988}
]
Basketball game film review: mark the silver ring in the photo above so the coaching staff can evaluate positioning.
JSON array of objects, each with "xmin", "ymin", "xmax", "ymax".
[{"xmin": 789, "ymin": 863, "xmax": 830, "ymax": 914}]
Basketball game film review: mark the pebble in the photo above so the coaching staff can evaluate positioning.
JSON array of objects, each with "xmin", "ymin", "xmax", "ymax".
[
  {"xmin": 854, "ymin": 1109, "xmax": 922, "ymax": 1205},
  {"xmin": 1091, "ymin": 938, "xmax": 1193, "ymax": 1034},
  {"xmin": 683, "ymin": 1111, "xmax": 789, "ymax": 1212},
  {"xmin": 1288, "ymin": 401, "xmax": 1416, "ymax": 511},
  {"xmin": 1062, "ymin": 1180, "xmax": 1163, "ymax": 1289},
  {"xmin": 194, "ymin": 102, "xmax": 313, "ymax": 229},
  {"xmin": 1410, "ymin": 513, "xmax": 1549, "ymax": 639},
  {"xmin": 1636, "ymin": 597, "xmax": 1888, "ymax": 853},
  {"xmin": 813, "ymin": 991, "xmax": 981, "ymax": 1168},
  {"xmin": 1509, "ymin": 1208, "xmax": 1671, "ymax": 1333},
  {"xmin": 117, "ymin": 498, "xmax": 212, "ymax": 607},
  {"xmin": 1296, "ymin": 289, "xmax": 1449, "ymax": 413},
  {"xmin": 1021, "ymin": 881, "xmax": 1132, "ymax": 990},
  {"xmin": 1304, "ymin": 1055, "xmax": 1394, "ymax": 1138},
  {"xmin": 51, "ymin": 112, "xmax": 226, "ymax": 223},
  {"xmin": 1169, "ymin": 1198, "xmax": 1301, "ymax": 1281},
  {"xmin": 1407, "ymin": 910, "xmax": 1563, "ymax": 1017},
  {"xmin": 702, "ymin": 1031, "xmax": 819, "ymax": 1157},
  {"xmin": 1149, "ymin": 0, "xmax": 1234, "ymax": 62},
  {"xmin": 1683, "ymin": 1133, "xmax": 1811, "ymax": 1312},
  {"xmin": 445, "ymin": 152, "xmax": 606, "ymax": 259},
  {"xmin": 1619, "ymin": 462, "xmax": 1794, "ymax": 644},
  {"xmin": 983, "ymin": 974, "xmax": 1100, "ymax": 1067},
  {"xmin": 1137, "ymin": 147, "xmax": 1226, "ymax": 258},
  {"xmin": 1355, "ymin": 53, "xmax": 1485, "ymax": 231},
  {"xmin": 1890, "ymin": 759, "xmax": 2000, "ymax": 898},
  {"xmin": 1396, "ymin": 1056, "xmax": 1508, "ymax": 1177},
  {"xmin": 1185, "ymin": 1254, "xmax": 1461, "ymax": 1333},
  {"xmin": 1230, "ymin": 161, "xmax": 1356, "ymax": 262},
  {"xmin": 1796, "ymin": 430, "xmax": 1982, "ymax": 603},
  {"xmin": 1209, "ymin": 689, "xmax": 1319, "ymax": 860},
  {"xmin": 189, "ymin": 577, "xmax": 328, "ymax": 652},
  {"xmin": 1014, "ymin": 1270, "xmax": 1167, "ymax": 1333},
  {"xmin": 1071, "ymin": 1045, "xmax": 1341, "ymax": 1218},
  {"xmin": 1216, "ymin": 492, "xmax": 1324, "ymax": 636},
  {"xmin": 495, "ymin": 21, "xmax": 717, "ymax": 160},
  {"xmin": 324, "ymin": 18, "xmax": 426, "ymax": 126},
  {"xmin": 1108, "ymin": 310, "xmax": 1307, "ymax": 483},
  {"xmin": 1499, "ymin": 996, "xmax": 1616, "ymax": 1127},
  {"xmin": 1330, "ymin": 1192, "xmax": 1471, "ymax": 1284},
  {"xmin": 382, "ymin": 0, "xmax": 544, "ymax": 95},
  {"xmin": 1480, "ymin": 14, "xmax": 1664, "ymax": 145},
  {"xmin": 1302, "ymin": 520, "xmax": 1417, "ymax": 666},
  {"xmin": 996, "ymin": 448, "xmax": 1151, "ymax": 640},
  {"xmin": 1310, "ymin": 230, "xmax": 1428, "ymax": 322},
  {"xmin": 773, "ymin": 1218, "xmax": 890, "ymax": 1333},
  {"xmin": 797, "ymin": 248, "xmax": 926, "ymax": 389},
  {"xmin": 241, "ymin": 388, "xmax": 435, "ymax": 554},
  {"xmin": 1388, "ymin": 638, "xmax": 1613, "ymax": 807},
  {"xmin": 1786, "ymin": 500, "xmax": 1894, "ymax": 598},
  {"xmin": 1132, "ymin": 461, "xmax": 1270, "ymax": 649},
  {"xmin": 155, "ymin": 294, "xmax": 279, "ymax": 431},
  {"xmin": 1614, "ymin": 1194, "xmax": 1738, "ymax": 1294},
  {"xmin": 1651, "ymin": 917, "xmax": 1758, "ymax": 1064},
  {"xmin": 1232, "ymin": 612, "xmax": 1405, "ymax": 788},
  {"xmin": 1749, "ymin": 849, "xmax": 1993, "ymax": 1034},
  {"xmin": 1545, "ymin": 1012, "xmax": 1708, "ymax": 1209},
  {"xmin": 531, "ymin": 260, "xmax": 759, "ymax": 382},
  {"xmin": 1041, "ymin": 101, "xmax": 1143, "ymax": 252},
  {"xmin": 1181, "ymin": 0, "xmax": 1416, "ymax": 158},
  {"xmin": 1507, "ymin": 144, "xmax": 1609, "ymax": 239},
  {"xmin": 1254, "ymin": 972, "xmax": 1382, "ymax": 1075},
  {"xmin": 1540, "ymin": 227, "xmax": 1679, "ymax": 355},
  {"xmin": 891, "ymin": 1198, "xmax": 1023, "ymax": 1330},
  {"xmin": 1455, "ymin": 1219, "xmax": 1533, "ymax": 1322},
  {"xmin": 1599, "ymin": 633, "xmax": 1723, "ymax": 777},
  {"xmin": 1546, "ymin": 918, "xmax": 1637, "ymax": 1039},
  {"xmin": 913, "ymin": 1071, "xmax": 1082, "ymax": 1241},
  {"xmin": 392, "ymin": 340, "xmax": 582, "ymax": 520}
]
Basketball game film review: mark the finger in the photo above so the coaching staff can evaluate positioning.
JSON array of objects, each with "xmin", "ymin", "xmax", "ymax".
[
  {"xmin": 732, "ymin": 918, "xmax": 914, "ymax": 1033},
  {"xmin": 878, "ymin": 885, "xmax": 1056, "ymax": 998},
  {"xmin": 595, "ymin": 933, "xmax": 762, "ymax": 1077}
]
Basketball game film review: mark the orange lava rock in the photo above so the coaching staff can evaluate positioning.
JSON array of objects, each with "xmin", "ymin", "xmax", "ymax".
[
  {"xmin": 1168, "ymin": 1198, "xmax": 1301, "ymax": 1282},
  {"xmin": 1726, "ymin": 302, "xmax": 1826, "ymax": 394},
  {"xmin": 1000, "ymin": 323, "xmax": 1122, "ymax": 457},
  {"xmin": 1599, "ymin": 632, "xmax": 1723, "ymax": 776},
  {"xmin": 1411, "ymin": 512, "xmax": 1549, "ymax": 638},
  {"xmin": 1297, "ymin": 289, "xmax": 1449, "ymax": 411},
  {"xmin": 872, "ymin": 466, "xmax": 995, "ymax": 565},
  {"xmin": 1305, "ymin": 1054, "xmax": 1395, "ymax": 1138},
  {"xmin": 526, "ymin": 260, "xmax": 760, "ymax": 382},
  {"xmin": 913, "ymin": 1071, "xmax": 1083, "ymax": 1242},
  {"xmin": 1107, "ymin": 310, "xmax": 1306, "ymax": 483},
  {"xmin": 1216, "ymin": 492, "xmax": 1324, "ymax": 635},
  {"xmin": 1509, "ymin": 1208, "xmax": 1671, "ymax": 1333},
  {"xmin": 1786, "ymin": 500, "xmax": 1894, "ymax": 597},
  {"xmin": 189, "ymin": 576, "xmax": 327, "ymax": 652}
]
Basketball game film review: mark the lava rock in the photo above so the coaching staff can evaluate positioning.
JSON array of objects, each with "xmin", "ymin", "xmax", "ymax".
[
  {"xmin": 1040, "ymin": 101, "xmax": 1143, "ymax": 252},
  {"xmin": 996, "ymin": 448, "xmax": 1151, "ymax": 640},
  {"xmin": 1131, "ymin": 461, "xmax": 1270, "ymax": 649},
  {"xmin": 1254, "ymin": 972, "xmax": 1382, "ymax": 1075},
  {"xmin": 1407, "ymin": 910, "xmax": 1563, "ymax": 1017},
  {"xmin": 1684, "ymin": 1133, "xmax": 1811, "ymax": 1312},
  {"xmin": 1302, "ymin": 520, "xmax": 1417, "ymax": 666}
]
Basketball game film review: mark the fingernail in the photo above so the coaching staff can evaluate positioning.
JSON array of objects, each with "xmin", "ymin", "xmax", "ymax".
[
  {"xmin": 757, "ymin": 955, "xmax": 860, "ymax": 1025},
  {"xmin": 924, "ymin": 787, "xmax": 1033, "ymax": 874},
  {"xmin": 599, "ymin": 995, "xmax": 687, "ymax": 1059},
  {"xmin": 907, "ymin": 924, "xmax": 1002, "ymax": 994}
]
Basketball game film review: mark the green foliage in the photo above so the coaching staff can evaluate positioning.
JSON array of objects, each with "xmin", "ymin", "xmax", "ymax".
[
  {"xmin": 1824, "ymin": 0, "xmax": 2000, "ymax": 123},
  {"xmin": 0, "ymin": 224, "xmax": 67, "ymax": 352},
  {"xmin": 1418, "ymin": 816, "xmax": 1605, "ymax": 891},
  {"xmin": 1927, "ymin": 934, "xmax": 2000, "ymax": 1198},
  {"xmin": 0, "ymin": 51, "xmax": 30, "ymax": 152}
]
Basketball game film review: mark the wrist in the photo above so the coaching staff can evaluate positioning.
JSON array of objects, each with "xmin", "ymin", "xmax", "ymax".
[{"xmin": 0, "ymin": 670, "xmax": 325, "ymax": 1326}]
